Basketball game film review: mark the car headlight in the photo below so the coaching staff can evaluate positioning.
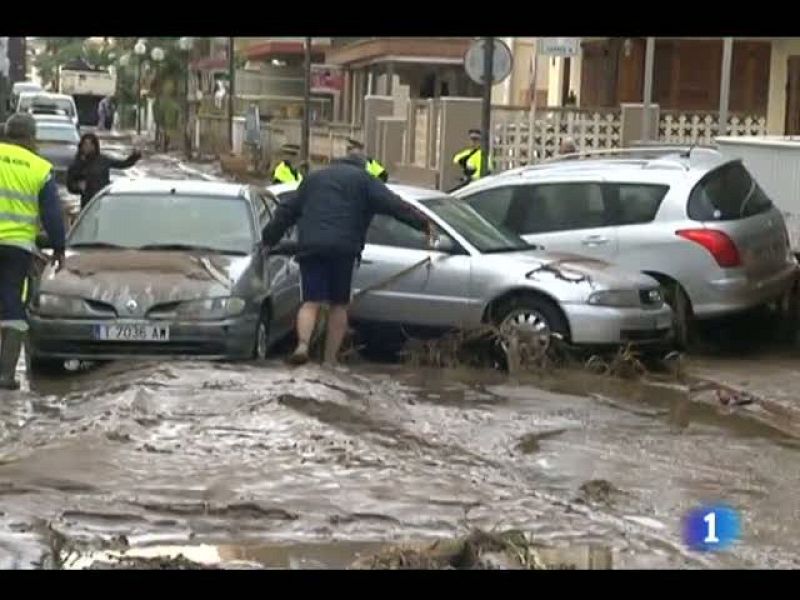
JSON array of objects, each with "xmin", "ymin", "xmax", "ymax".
[
  {"xmin": 587, "ymin": 290, "xmax": 650, "ymax": 308},
  {"xmin": 33, "ymin": 293, "xmax": 89, "ymax": 316},
  {"xmin": 175, "ymin": 296, "xmax": 247, "ymax": 319}
]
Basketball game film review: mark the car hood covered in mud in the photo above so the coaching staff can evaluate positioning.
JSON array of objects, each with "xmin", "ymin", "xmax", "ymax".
[
  {"xmin": 474, "ymin": 250, "xmax": 661, "ymax": 292},
  {"xmin": 36, "ymin": 250, "xmax": 253, "ymax": 316}
]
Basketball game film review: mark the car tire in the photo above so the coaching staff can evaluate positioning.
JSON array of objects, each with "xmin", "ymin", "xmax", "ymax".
[
  {"xmin": 26, "ymin": 350, "xmax": 66, "ymax": 375},
  {"xmin": 493, "ymin": 294, "xmax": 568, "ymax": 360},
  {"xmin": 252, "ymin": 306, "xmax": 271, "ymax": 360},
  {"xmin": 660, "ymin": 281, "xmax": 691, "ymax": 351}
]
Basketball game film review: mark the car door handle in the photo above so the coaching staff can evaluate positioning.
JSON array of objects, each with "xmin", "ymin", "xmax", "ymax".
[{"xmin": 581, "ymin": 235, "xmax": 610, "ymax": 246}]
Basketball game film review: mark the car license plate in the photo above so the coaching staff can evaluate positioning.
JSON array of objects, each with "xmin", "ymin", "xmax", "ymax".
[{"xmin": 93, "ymin": 323, "xmax": 170, "ymax": 342}]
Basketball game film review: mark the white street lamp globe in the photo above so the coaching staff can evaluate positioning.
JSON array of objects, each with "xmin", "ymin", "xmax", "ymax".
[
  {"xmin": 179, "ymin": 37, "xmax": 194, "ymax": 51},
  {"xmin": 151, "ymin": 47, "xmax": 165, "ymax": 62},
  {"xmin": 134, "ymin": 41, "xmax": 146, "ymax": 56},
  {"xmin": 119, "ymin": 53, "xmax": 130, "ymax": 67}
]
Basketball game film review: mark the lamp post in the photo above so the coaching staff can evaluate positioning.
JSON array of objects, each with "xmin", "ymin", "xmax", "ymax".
[
  {"xmin": 178, "ymin": 37, "xmax": 194, "ymax": 159},
  {"xmin": 118, "ymin": 53, "xmax": 130, "ymax": 129},
  {"xmin": 151, "ymin": 46, "xmax": 165, "ymax": 148},
  {"xmin": 134, "ymin": 39, "xmax": 147, "ymax": 134}
]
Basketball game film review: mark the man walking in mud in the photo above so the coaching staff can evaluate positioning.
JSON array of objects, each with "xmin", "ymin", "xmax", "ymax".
[{"xmin": 261, "ymin": 153, "xmax": 432, "ymax": 366}]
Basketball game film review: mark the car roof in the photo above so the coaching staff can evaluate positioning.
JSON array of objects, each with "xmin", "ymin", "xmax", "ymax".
[
  {"xmin": 460, "ymin": 147, "xmax": 735, "ymax": 194},
  {"xmin": 106, "ymin": 178, "xmax": 250, "ymax": 198},
  {"xmin": 19, "ymin": 92, "xmax": 74, "ymax": 102},
  {"xmin": 266, "ymin": 181, "xmax": 446, "ymax": 203}
]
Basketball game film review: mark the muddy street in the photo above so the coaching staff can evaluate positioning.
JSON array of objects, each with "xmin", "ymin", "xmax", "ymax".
[{"xmin": 3, "ymin": 143, "xmax": 800, "ymax": 569}]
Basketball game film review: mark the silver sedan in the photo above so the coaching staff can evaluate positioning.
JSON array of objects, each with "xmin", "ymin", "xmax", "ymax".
[{"xmin": 267, "ymin": 183, "xmax": 674, "ymax": 352}]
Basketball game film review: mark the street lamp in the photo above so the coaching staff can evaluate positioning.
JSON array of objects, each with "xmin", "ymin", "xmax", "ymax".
[
  {"xmin": 178, "ymin": 37, "xmax": 194, "ymax": 158},
  {"xmin": 151, "ymin": 47, "xmax": 165, "ymax": 148},
  {"xmin": 134, "ymin": 39, "xmax": 147, "ymax": 134}
]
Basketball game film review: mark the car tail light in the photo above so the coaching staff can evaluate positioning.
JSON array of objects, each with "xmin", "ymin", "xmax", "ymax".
[{"xmin": 676, "ymin": 229, "xmax": 742, "ymax": 268}]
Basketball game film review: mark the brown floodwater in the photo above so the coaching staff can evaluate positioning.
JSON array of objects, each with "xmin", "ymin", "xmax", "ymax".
[{"xmin": 1, "ymin": 351, "xmax": 800, "ymax": 569}]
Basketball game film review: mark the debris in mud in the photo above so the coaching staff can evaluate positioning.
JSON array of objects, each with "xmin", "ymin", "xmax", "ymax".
[
  {"xmin": 86, "ymin": 553, "xmax": 217, "ymax": 569},
  {"xmin": 515, "ymin": 429, "xmax": 568, "ymax": 454},
  {"xmin": 351, "ymin": 529, "xmax": 547, "ymax": 570},
  {"xmin": 576, "ymin": 480, "xmax": 626, "ymax": 506}
]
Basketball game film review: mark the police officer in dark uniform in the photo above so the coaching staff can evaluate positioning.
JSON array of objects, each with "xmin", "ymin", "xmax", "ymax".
[
  {"xmin": 346, "ymin": 138, "xmax": 388, "ymax": 182},
  {"xmin": 272, "ymin": 144, "xmax": 303, "ymax": 185}
]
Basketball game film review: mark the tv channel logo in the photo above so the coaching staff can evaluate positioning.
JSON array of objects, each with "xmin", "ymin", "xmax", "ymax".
[{"xmin": 683, "ymin": 504, "xmax": 741, "ymax": 552}]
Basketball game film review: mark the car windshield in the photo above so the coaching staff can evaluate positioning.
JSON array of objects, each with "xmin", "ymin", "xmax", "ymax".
[
  {"xmin": 36, "ymin": 124, "xmax": 79, "ymax": 144},
  {"xmin": 69, "ymin": 193, "xmax": 255, "ymax": 255},
  {"xmin": 419, "ymin": 195, "xmax": 531, "ymax": 253},
  {"xmin": 19, "ymin": 96, "xmax": 75, "ymax": 117}
]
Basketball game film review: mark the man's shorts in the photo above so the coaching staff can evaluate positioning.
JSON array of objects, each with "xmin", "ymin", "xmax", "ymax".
[{"xmin": 298, "ymin": 253, "xmax": 357, "ymax": 305}]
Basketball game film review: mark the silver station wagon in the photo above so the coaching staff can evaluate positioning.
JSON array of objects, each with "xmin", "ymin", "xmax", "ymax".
[
  {"xmin": 455, "ymin": 148, "xmax": 799, "ymax": 345},
  {"xmin": 268, "ymin": 182, "xmax": 674, "ymax": 354}
]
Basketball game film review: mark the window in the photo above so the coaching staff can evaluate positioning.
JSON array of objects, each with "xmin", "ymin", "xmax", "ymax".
[
  {"xmin": 688, "ymin": 162, "xmax": 773, "ymax": 221},
  {"xmin": 603, "ymin": 183, "xmax": 669, "ymax": 225},
  {"xmin": 464, "ymin": 187, "xmax": 514, "ymax": 228},
  {"xmin": 505, "ymin": 183, "xmax": 607, "ymax": 234},
  {"xmin": 70, "ymin": 193, "xmax": 255, "ymax": 255},
  {"xmin": 367, "ymin": 215, "xmax": 433, "ymax": 250}
]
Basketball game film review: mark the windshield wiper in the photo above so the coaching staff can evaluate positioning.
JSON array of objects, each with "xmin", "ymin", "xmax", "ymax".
[
  {"xmin": 69, "ymin": 241, "xmax": 129, "ymax": 249},
  {"xmin": 137, "ymin": 243, "xmax": 248, "ymax": 256}
]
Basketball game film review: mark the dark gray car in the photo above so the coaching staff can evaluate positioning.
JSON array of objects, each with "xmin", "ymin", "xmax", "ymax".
[
  {"xmin": 34, "ymin": 116, "xmax": 80, "ymax": 185},
  {"xmin": 28, "ymin": 179, "xmax": 302, "ymax": 368}
]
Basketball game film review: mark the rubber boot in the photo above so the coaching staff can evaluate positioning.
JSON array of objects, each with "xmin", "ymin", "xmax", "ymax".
[{"xmin": 0, "ymin": 328, "xmax": 24, "ymax": 391}]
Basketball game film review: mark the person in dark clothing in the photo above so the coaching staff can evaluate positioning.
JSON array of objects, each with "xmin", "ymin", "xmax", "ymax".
[
  {"xmin": 262, "ymin": 155, "xmax": 432, "ymax": 366},
  {"xmin": 67, "ymin": 133, "xmax": 142, "ymax": 210},
  {"xmin": 345, "ymin": 138, "xmax": 388, "ymax": 182}
]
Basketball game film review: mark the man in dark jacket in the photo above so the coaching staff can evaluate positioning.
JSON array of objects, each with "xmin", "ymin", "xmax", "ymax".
[
  {"xmin": 262, "ymin": 155, "xmax": 431, "ymax": 365},
  {"xmin": 67, "ymin": 133, "xmax": 141, "ymax": 210}
]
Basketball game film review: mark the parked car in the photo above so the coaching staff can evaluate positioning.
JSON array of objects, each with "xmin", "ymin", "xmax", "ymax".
[
  {"xmin": 28, "ymin": 179, "xmax": 302, "ymax": 368},
  {"xmin": 17, "ymin": 92, "xmax": 79, "ymax": 129},
  {"xmin": 453, "ymin": 147, "xmax": 799, "ymax": 346},
  {"xmin": 33, "ymin": 115, "xmax": 80, "ymax": 184},
  {"xmin": 267, "ymin": 182, "xmax": 673, "ymax": 355},
  {"xmin": 10, "ymin": 81, "xmax": 43, "ymax": 111}
]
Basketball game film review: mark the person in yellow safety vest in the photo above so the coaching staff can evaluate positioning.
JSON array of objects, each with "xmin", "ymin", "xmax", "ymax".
[
  {"xmin": 272, "ymin": 144, "xmax": 304, "ymax": 185},
  {"xmin": 0, "ymin": 114, "xmax": 66, "ymax": 390},
  {"xmin": 453, "ymin": 128, "xmax": 493, "ymax": 182},
  {"xmin": 345, "ymin": 138, "xmax": 388, "ymax": 182}
]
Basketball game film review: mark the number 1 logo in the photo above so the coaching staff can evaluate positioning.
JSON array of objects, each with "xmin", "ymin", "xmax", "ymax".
[{"xmin": 684, "ymin": 505, "xmax": 740, "ymax": 552}]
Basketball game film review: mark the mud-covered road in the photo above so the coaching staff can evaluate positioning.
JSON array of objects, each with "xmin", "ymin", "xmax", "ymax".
[{"xmin": 2, "ymin": 143, "xmax": 799, "ymax": 569}]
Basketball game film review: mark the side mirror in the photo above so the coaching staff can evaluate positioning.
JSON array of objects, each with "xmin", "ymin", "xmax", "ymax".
[
  {"xmin": 431, "ymin": 236, "xmax": 458, "ymax": 254},
  {"xmin": 35, "ymin": 232, "xmax": 52, "ymax": 250}
]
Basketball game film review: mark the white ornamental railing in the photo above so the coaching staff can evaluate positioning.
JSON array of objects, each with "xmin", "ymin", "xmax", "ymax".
[
  {"xmin": 491, "ymin": 106, "xmax": 622, "ymax": 171},
  {"xmin": 659, "ymin": 110, "xmax": 767, "ymax": 145}
]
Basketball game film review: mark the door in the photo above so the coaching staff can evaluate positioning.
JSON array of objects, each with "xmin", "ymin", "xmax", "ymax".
[
  {"xmin": 785, "ymin": 56, "xmax": 800, "ymax": 135},
  {"xmin": 256, "ymin": 191, "xmax": 301, "ymax": 334},
  {"xmin": 465, "ymin": 182, "xmax": 620, "ymax": 262},
  {"xmin": 352, "ymin": 215, "xmax": 474, "ymax": 328}
]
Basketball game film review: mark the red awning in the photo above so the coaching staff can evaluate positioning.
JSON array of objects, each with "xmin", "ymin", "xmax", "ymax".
[
  {"xmin": 191, "ymin": 56, "xmax": 228, "ymax": 70},
  {"xmin": 244, "ymin": 40, "xmax": 328, "ymax": 61}
]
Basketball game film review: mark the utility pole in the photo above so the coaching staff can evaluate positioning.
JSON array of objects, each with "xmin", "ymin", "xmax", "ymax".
[
  {"xmin": 719, "ymin": 37, "xmax": 734, "ymax": 137},
  {"xmin": 641, "ymin": 37, "xmax": 655, "ymax": 142},
  {"xmin": 480, "ymin": 37, "xmax": 495, "ymax": 179},
  {"xmin": 228, "ymin": 36, "xmax": 235, "ymax": 151},
  {"xmin": 301, "ymin": 37, "xmax": 312, "ymax": 171}
]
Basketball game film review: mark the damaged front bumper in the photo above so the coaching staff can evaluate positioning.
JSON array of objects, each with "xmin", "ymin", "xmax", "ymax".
[
  {"xmin": 562, "ymin": 303, "xmax": 674, "ymax": 346},
  {"xmin": 28, "ymin": 314, "xmax": 258, "ymax": 361}
]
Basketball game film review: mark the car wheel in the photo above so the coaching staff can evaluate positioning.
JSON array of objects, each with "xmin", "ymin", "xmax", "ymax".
[
  {"xmin": 660, "ymin": 281, "xmax": 691, "ymax": 350},
  {"xmin": 494, "ymin": 295, "xmax": 568, "ymax": 360},
  {"xmin": 252, "ymin": 307, "xmax": 271, "ymax": 360},
  {"xmin": 26, "ymin": 351, "xmax": 66, "ymax": 375}
]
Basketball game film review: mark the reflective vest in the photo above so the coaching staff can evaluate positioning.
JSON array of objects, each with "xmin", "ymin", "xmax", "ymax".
[
  {"xmin": 273, "ymin": 161, "xmax": 303, "ymax": 184},
  {"xmin": 453, "ymin": 147, "xmax": 492, "ymax": 180},
  {"xmin": 366, "ymin": 158, "xmax": 388, "ymax": 182},
  {"xmin": 0, "ymin": 142, "xmax": 50, "ymax": 251}
]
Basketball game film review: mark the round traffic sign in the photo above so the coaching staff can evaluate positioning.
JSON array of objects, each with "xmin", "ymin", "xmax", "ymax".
[{"xmin": 464, "ymin": 38, "xmax": 513, "ymax": 85}]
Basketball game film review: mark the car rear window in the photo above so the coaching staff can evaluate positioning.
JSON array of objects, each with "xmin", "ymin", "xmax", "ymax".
[{"xmin": 688, "ymin": 162, "xmax": 773, "ymax": 221}]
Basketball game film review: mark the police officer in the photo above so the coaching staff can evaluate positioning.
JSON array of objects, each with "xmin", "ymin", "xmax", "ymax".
[
  {"xmin": 453, "ymin": 128, "xmax": 493, "ymax": 183},
  {"xmin": 345, "ymin": 138, "xmax": 388, "ymax": 182},
  {"xmin": 272, "ymin": 144, "xmax": 303, "ymax": 185},
  {"xmin": 0, "ymin": 114, "xmax": 66, "ymax": 390}
]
